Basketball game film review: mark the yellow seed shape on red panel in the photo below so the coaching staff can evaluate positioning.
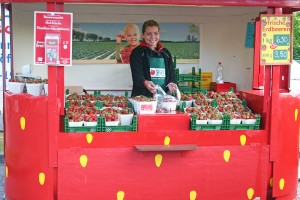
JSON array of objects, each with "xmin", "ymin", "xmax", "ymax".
[
  {"xmin": 86, "ymin": 133, "xmax": 93, "ymax": 144},
  {"xmin": 190, "ymin": 190, "xmax": 197, "ymax": 200},
  {"xmin": 5, "ymin": 166, "xmax": 8, "ymax": 178},
  {"xmin": 223, "ymin": 150, "xmax": 230, "ymax": 162},
  {"xmin": 269, "ymin": 177, "xmax": 273, "ymax": 188},
  {"xmin": 279, "ymin": 178, "xmax": 285, "ymax": 190},
  {"xmin": 20, "ymin": 117, "xmax": 26, "ymax": 130},
  {"xmin": 240, "ymin": 134, "xmax": 246, "ymax": 146},
  {"xmin": 155, "ymin": 154, "xmax": 162, "ymax": 167},
  {"xmin": 80, "ymin": 155, "xmax": 88, "ymax": 168},
  {"xmin": 39, "ymin": 172, "xmax": 45, "ymax": 185},
  {"xmin": 295, "ymin": 109, "xmax": 298, "ymax": 121},
  {"xmin": 117, "ymin": 191, "xmax": 125, "ymax": 200},
  {"xmin": 164, "ymin": 136, "xmax": 170, "ymax": 145},
  {"xmin": 247, "ymin": 188, "xmax": 254, "ymax": 200}
]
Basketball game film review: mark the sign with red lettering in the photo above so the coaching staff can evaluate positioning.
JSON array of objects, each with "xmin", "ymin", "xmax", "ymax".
[
  {"xmin": 260, "ymin": 15, "xmax": 293, "ymax": 65},
  {"xmin": 34, "ymin": 11, "xmax": 72, "ymax": 66},
  {"xmin": 141, "ymin": 104, "xmax": 153, "ymax": 111}
]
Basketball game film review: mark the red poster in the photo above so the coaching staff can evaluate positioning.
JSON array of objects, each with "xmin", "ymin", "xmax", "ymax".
[{"xmin": 34, "ymin": 11, "xmax": 72, "ymax": 66}]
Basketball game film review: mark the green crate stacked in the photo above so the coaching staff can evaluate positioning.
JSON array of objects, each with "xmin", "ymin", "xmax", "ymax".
[
  {"xmin": 175, "ymin": 67, "xmax": 202, "ymax": 94},
  {"xmin": 64, "ymin": 116, "xmax": 102, "ymax": 132},
  {"xmin": 101, "ymin": 116, "xmax": 138, "ymax": 132}
]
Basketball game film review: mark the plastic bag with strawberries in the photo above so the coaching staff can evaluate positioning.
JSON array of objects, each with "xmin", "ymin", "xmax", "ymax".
[{"xmin": 155, "ymin": 85, "xmax": 180, "ymax": 113}]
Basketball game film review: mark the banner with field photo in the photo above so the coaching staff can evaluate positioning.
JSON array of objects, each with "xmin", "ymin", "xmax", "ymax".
[{"xmin": 73, "ymin": 22, "xmax": 200, "ymax": 64}]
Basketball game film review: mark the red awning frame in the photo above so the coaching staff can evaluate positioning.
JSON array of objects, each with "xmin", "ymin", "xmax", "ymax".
[{"xmin": 0, "ymin": 0, "xmax": 299, "ymax": 8}]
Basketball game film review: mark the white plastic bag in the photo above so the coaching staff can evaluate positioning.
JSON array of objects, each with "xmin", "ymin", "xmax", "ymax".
[{"xmin": 155, "ymin": 85, "xmax": 180, "ymax": 113}]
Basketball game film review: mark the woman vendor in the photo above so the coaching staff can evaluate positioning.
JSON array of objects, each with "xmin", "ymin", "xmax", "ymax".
[{"xmin": 129, "ymin": 19, "xmax": 178, "ymax": 97}]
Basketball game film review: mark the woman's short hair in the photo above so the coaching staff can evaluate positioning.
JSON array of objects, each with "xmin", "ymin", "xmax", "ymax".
[{"xmin": 142, "ymin": 20, "xmax": 160, "ymax": 34}]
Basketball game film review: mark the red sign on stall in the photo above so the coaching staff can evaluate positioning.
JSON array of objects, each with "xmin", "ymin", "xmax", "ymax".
[{"xmin": 34, "ymin": 11, "xmax": 73, "ymax": 66}]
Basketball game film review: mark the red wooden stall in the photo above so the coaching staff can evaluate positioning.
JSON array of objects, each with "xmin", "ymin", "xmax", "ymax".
[{"xmin": 2, "ymin": 0, "xmax": 300, "ymax": 200}]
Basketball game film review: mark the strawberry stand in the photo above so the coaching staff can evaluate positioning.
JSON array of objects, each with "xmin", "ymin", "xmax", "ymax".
[{"xmin": 2, "ymin": 0, "xmax": 300, "ymax": 200}]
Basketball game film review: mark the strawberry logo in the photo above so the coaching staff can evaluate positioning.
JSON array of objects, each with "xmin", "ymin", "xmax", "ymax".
[
  {"xmin": 270, "ymin": 43, "xmax": 277, "ymax": 49},
  {"xmin": 150, "ymin": 69, "xmax": 156, "ymax": 76}
]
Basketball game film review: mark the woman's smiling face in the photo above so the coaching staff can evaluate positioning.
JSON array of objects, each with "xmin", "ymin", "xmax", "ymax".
[{"xmin": 142, "ymin": 26, "xmax": 160, "ymax": 50}]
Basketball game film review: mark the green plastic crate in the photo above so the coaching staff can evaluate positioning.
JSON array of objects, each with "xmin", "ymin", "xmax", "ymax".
[
  {"xmin": 178, "ymin": 86, "xmax": 201, "ymax": 94},
  {"xmin": 175, "ymin": 67, "xmax": 201, "ymax": 82},
  {"xmin": 226, "ymin": 114, "xmax": 261, "ymax": 130},
  {"xmin": 190, "ymin": 114, "xmax": 227, "ymax": 130},
  {"xmin": 101, "ymin": 116, "xmax": 138, "ymax": 132},
  {"xmin": 64, "ymin": 116, "xmax": 102, "ymax": 132}
]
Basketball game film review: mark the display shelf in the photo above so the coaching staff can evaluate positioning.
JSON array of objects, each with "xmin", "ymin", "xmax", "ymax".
[
  {"xmin": 135, "ymin": 144, "xmax": 198, "ymax": 151},
  {"xmin": 4, "ymin": 1, "xmax": 300, "ymax": 199}
]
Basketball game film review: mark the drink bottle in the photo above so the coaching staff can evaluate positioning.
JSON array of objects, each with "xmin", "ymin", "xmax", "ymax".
[{"xmin": 216, "ymin": 62, "xmax": 224, "ymax": 84}]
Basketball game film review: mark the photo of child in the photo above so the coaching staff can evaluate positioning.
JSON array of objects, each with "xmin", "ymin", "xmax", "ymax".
[
  {"xmin": 73, "ymin": 22, "xmax": 199, "ymax": 64},
  {"xmin": 115, "ymin": 23, "xmax": 141, "ymax": 63}
]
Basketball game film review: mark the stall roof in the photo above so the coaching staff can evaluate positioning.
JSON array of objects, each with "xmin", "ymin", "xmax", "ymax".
[{"xmin": 0, "ymin": 0, "xmax": 300, "ymax": 8}]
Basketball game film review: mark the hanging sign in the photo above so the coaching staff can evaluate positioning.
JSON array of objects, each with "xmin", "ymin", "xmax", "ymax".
[
  {"xmin": 34, "ymin": 11, "xmax": 73, "ymax": 66},
  {"xmin": 260, "ymin": 14, "xmax": 293, "ymax": 65}
]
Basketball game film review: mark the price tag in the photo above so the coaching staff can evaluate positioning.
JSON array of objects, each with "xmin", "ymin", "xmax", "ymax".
[
  {"xmin": 274, "ymin": 50, "xmax": 288, "ymax": 60},
  {"xmin": 260, "ymin": 15, "xmax": 293, "ymax": 65},
  {"xmin": 274, "ymin": 34, "xmax": 290, "ymax": 46}
]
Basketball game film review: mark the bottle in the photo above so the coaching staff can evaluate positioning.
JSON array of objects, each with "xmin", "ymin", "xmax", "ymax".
[{"xmin": 216, "ymin": 62, "xmax": 224, "ymax": 84}]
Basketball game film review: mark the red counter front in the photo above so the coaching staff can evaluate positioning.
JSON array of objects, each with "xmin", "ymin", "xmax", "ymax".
[{"xmin": 4, "ymin": 90, "xmax": 300, "ymax": 200}]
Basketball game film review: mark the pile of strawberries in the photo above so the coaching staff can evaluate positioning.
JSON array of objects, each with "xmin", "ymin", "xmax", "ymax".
[
  {"xmin": 133, "ymin": 95, "xmax": 155, "ymax": 102},
  {"xmin": 180, "ymin": 93, "xmax": 193, "ymax": 101},
  {"xmin": 9, "ymin": 78, "xmax": 23, "ymax": 83},
  {"xmin": 100, "ymin": 107, "xmax": 119, "ymax": 122},
  {"xmin": 184, "ymin": 91, "xmax": 258, "ymax": 121},
  {"xmin": 98, "ymin": 94, "xmax": 129, "ymax": 108},
  {"xmin": 66, "ymin": 93, "xmax": 133, "ymax": 125},
  {"xmin": 26, "ymin": 79, "xmax": 43, "ymax": 84}
]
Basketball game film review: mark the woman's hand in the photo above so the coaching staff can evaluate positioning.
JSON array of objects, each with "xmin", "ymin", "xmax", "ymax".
[
  {"xmin": 144, "ymin": 80, "xmax": 156, "ymax": 94},
  {"xmin": 116, "ymin": 34, "xmax": 125, "ymax": 44},
  {"xmin": 167, "ymin": 82, "xmax": 178, "ymax": 93}
]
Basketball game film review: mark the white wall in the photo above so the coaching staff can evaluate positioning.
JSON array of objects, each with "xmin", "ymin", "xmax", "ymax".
[{"xmin": 12, "ymin": 3, "xmax": 266, "ymax": 91}]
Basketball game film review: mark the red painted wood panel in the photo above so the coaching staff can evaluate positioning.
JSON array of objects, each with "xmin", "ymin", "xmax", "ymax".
[
  {"xmin": 252, "ymin": 19, "xmax": 265, "ymax": 90},
  {"xmin": 137, "ymin": 113, "xmax": 190, "ymax": 132},
  {"xmin": 4, "ymin": 93, "xmax": 54, "ymax": 200},
  {"xmin": 58, "ymin": 130, "xmax": 269, "ymax": 148},
  {"xmin": 272, "ymin": 92, "xmax": 300, "ymax": 198},
  {"xmin": 239, "ymin": 90, "xmax": 267, "ymax": 129},
  {"xmin": 58, "ymin": 145, "xmax": 271, "ymax": 200}
]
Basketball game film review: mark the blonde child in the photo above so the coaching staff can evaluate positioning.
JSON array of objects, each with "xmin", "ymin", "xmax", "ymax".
[{"xmin": 115, "ymin": 23, "xmax": 140, "ymax": 63}]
